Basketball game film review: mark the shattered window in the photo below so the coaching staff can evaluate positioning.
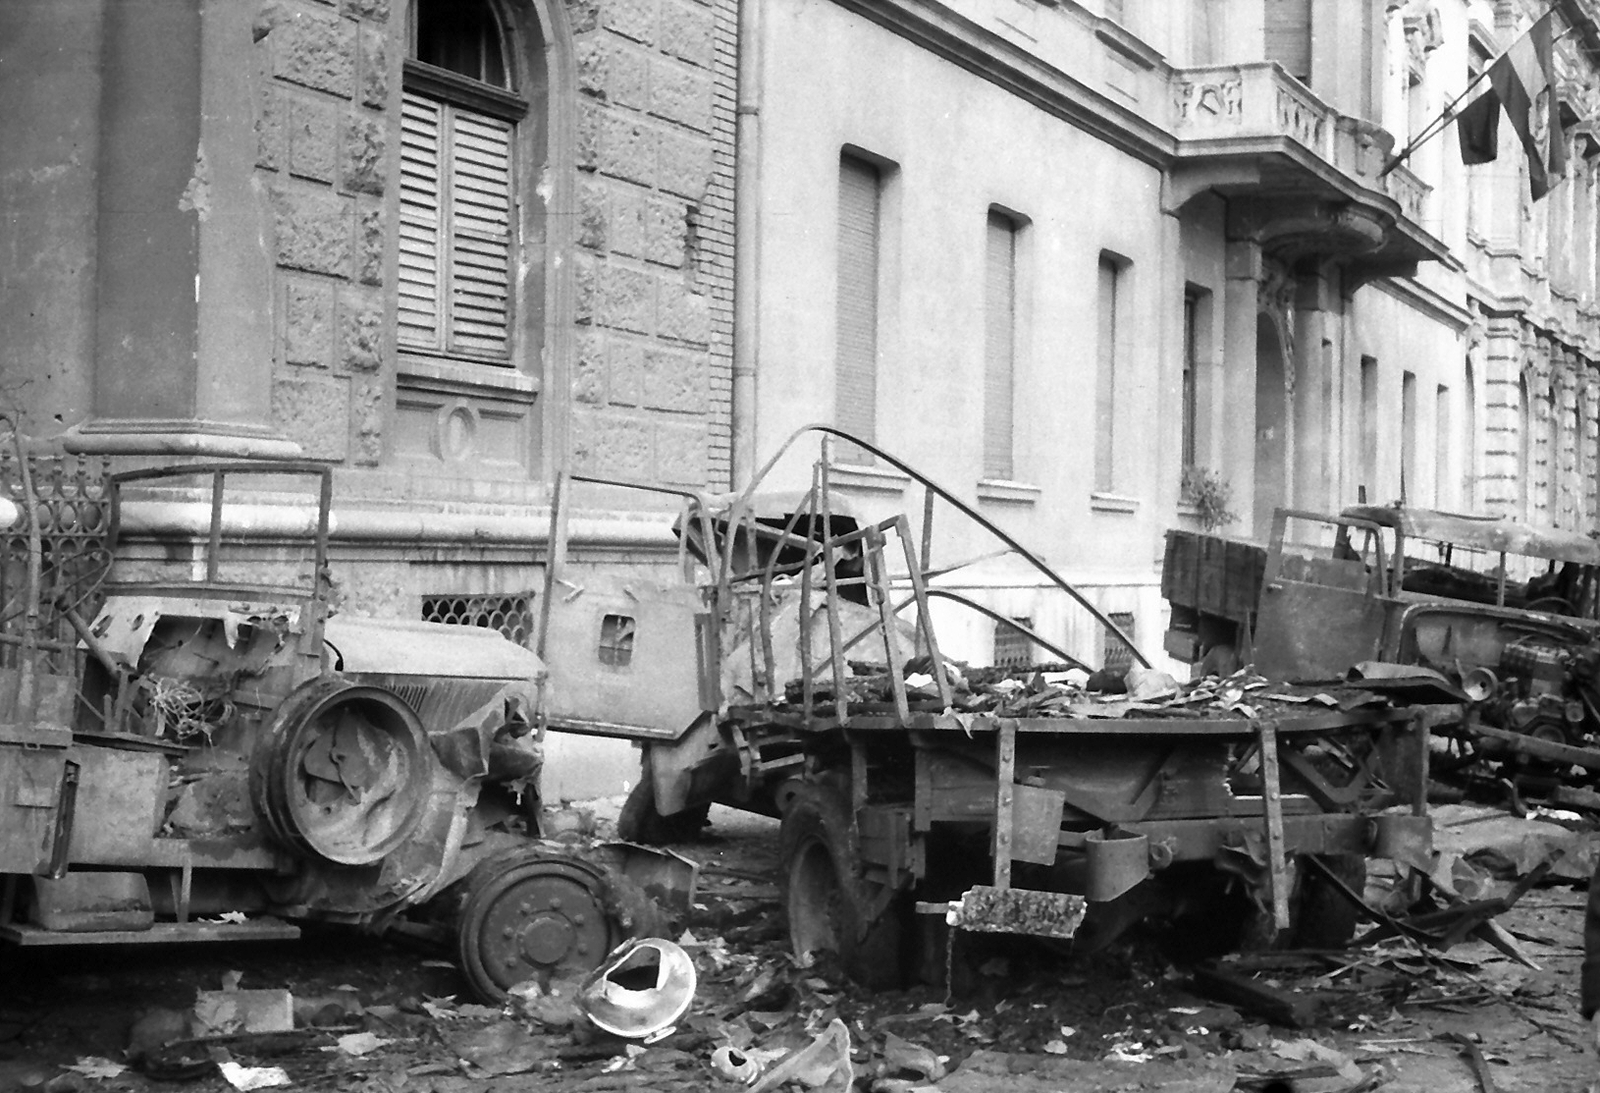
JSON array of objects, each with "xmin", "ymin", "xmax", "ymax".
[{"xmin": 598, "ymin": 614, "xmax": 636, "ymax": 667}]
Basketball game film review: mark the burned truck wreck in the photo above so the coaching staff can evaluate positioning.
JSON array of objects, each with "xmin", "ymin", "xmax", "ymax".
[
  {"xmin": 537, "ymin": 426, "xmax": 1433, "ymax": 987},
  {"xmin": 1164, "ymin": 505, "xmax": 1600, "ymax": 795},
  {"xmin": 0, "ymin": 460, "xmax": 679, "ymax": 1002}
]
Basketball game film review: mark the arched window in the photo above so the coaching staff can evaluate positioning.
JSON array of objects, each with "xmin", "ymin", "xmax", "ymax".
[{"xmin": 400, "ymin": 0, "xmax": 526, "ymax": 367}]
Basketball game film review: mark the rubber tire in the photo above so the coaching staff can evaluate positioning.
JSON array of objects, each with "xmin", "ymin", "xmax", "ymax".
[
  {"xmin": 778, "ymin": 782, "xmax": 904, "ymax": 990},
  {"xmin": 617, "ymin": 770, "xmax": 710, "ymax": 845}
]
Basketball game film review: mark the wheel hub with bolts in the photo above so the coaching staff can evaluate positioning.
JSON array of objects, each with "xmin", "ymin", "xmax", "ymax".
[{"xmin": 459, "ymin": 855, "xmax": 614, "ymax": 997}]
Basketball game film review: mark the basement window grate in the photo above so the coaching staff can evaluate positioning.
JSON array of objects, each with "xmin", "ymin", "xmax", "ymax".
[
  {"xmin": 422, "ymin": 593, "xmax": 534, "ymax": 646},
  {"xmin": 994, "ymin": 617, "xmax": 1034, "ymax": 669},
  {"xmin": 1101, "ymin": 611, "xmax": 1136, "ymax": 673}
]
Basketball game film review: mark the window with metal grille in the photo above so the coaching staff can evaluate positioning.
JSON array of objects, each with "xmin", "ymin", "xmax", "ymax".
[
  {"xmin": 1102, "ymin": 612, "xmax": 1136, "ymax": 673},
  {"xmin": 599, "ymin": 614, "xmax": 636, "ymax": 667},
  {"xmin": 422, "ymin": 593, "xmax": 533, "ymax": 645},
  {"xmin": 994, "ymin": 617, "xmax": 1033, "ymax": 668},
  {"xmin": 400, "ymin": 0, "xmax": 526, "ymax": 368}
]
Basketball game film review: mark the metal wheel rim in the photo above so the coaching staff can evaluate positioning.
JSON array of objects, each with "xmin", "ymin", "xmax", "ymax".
[{"xmin": 464, "ymin": 858, "xmax": 613, "ymax": 997}]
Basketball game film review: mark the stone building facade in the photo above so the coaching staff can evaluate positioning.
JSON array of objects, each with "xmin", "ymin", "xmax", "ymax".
[{"xmin": 6, "ymin": 0, "xmax": 1600, "ymax": 793}]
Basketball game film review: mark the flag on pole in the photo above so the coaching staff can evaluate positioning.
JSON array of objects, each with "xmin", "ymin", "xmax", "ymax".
[{"xmin": 1454, "ymin": 10, "xmax": 1567, "ymax": 198}]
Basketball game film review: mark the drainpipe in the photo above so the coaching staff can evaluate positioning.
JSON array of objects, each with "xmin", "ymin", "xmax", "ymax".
[{"xmin": 731, "ymin": 0, "xmax": 764, "ymax": 489}]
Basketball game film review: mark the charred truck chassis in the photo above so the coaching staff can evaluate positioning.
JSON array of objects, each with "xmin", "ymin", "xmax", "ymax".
[
  {"xmin": 538, "ymin": 427, "xmax": 1433, "ymax": 986},
  {"xmin": 0, "ymin": 459, "xmax": 677, "ymax": 1001},
  {"xmin": 1164, "ymin": 506, "xmax": 1600, "ymax": 791},
  {"xmin": 721, "ymin": 705, "xmax": 1429, "ymax": 986}
]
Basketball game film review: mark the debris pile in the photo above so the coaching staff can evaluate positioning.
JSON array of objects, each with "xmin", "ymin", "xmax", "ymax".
[{"xmin": 787, "ymin": 660, "xmax": 1412, "ymax": 724}]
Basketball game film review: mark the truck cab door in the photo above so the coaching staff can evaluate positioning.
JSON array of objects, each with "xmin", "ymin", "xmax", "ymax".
[
  {"xmin": 1253, "ymin": 511, "xmax": 1399, "ymax": 682},
  {"xmin": 539, "ymin": 574, "xmax": 715, "ymax": 740}
]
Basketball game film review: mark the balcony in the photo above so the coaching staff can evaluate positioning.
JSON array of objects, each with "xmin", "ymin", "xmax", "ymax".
[{"xmin": 1167, "ymin": 63, "xmax": 1448, "ymax": 277}]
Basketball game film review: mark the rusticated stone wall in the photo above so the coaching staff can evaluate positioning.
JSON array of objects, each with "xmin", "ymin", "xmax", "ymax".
[
  {"xmin": 253, "ymin": 0, "xmax": 391, "ymax": 466},
  {"xmin": 251, "ymin": 0, "xmax": 735, "ymax": 490},
  {"xmin": 565, "ymin": 0, "xmax": 735, "ymax": 487}
]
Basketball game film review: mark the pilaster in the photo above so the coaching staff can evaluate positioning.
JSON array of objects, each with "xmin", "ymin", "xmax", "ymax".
[{"xmin": 66, "ymin": 0, "xmax": 296, "ymax": 460}]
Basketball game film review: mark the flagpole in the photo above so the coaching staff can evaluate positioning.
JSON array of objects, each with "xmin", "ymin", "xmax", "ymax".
[
  {"xmin": 1380, "ymin": 66, "xmax": 1493, "ymax": 177},
  {"xmin": 1378, "ymin": 6, "xmax": 1567, "ymax": 178}
]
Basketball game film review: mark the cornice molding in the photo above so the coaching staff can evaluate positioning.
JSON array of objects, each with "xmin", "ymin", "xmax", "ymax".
[{"xmin": 828, "ymin": 0, "xmax": 1175, "ymax": 168}]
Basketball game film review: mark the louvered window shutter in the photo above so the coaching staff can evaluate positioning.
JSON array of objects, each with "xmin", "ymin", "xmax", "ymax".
[
  {"xmin": 835, "ymin": 156, "xmax": 881, "ymax": 463},
  {"xmin": 448, "ymin": 111, "xmax": 512, "ymax": 357},
  {"xmin": 398, "ymin": 89, "xmax": 513, "ymax": 362},
  {"xmin": 983, "ymin": 213, "xmax": 1016, "ymax": 481},
  {"xmin": 399, "ymin": 93, "xmax": 443, "ymax": 348}
]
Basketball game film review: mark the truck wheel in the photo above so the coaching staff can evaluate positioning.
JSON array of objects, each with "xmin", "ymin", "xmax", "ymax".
[
  {"xmin": 778, "ymin": 783, "xmax": 904, "ymax": 990},
  {"xmin": 1237, "ymin": 854, "xmax": 1368, "ymax": 951},
  {"xmin": 617, "ymin": 775, "xmax": 710, "ymax": 844},
  {"xmin": 1290, "ymin": 854, "xmax": 1366, "ymax": 949},
  {"xmin": 454, "ymin": 848, "xmax": 664, "ymax": 1002}
]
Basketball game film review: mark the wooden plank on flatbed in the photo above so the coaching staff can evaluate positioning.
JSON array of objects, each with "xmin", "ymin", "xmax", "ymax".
[
  {"xmin": 767, "ymin": 708, "xmax": 1415, "ymax": 736},
  {"xmin": 1, "ymin": 918, "xmax": 301, "ymax": 946},
  {"xmin": 992, "ymin": 720, "xmax": 1016, "ymax": 888},
  {"xmin": 1256, "ymin": 719, "xmax": 1291, "ymax": 930}
]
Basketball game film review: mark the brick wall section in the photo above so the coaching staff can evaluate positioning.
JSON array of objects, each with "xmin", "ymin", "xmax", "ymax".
[
  {"xmin": 566, "ymin": 0, "xmax": 733, "ymax": 488},
  {"xmin": 254, "ymin": 0, "xmax": 390, "ymax": 465}
]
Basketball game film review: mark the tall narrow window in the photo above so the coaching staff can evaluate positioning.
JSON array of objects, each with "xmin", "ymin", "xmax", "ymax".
[
  {"xmin": 1463, "ymin": 357, "xmax": 1477, "ymax": 507},
  {"xmin": 1519, "ymin": 375, "xmax": 1532, "ymax": 520},
  {"xmin": 401, "ymin": 0, "xmax": 525, "ymax": 368},
  {"xmin": 1549, "ymin": 384, "xmax": 1562, "ymax": 520},
  {"xmin": 1402, "ymin": 371, "xmax": 1418, "ymax": 503},
  {"xmin": 1359, "ymin": 356, "xmax": 1378, "ymax": 500},
  {"xmin": 1264, "ymin": 0, "xmax": 1312, "ymax": 84},
  {"xmin": 1574, "ymin": 401, "xmax": 1586, "ymax": 523},
  {"xmin": 1435, "ymin": 384, "xmax": 1450, "ymax": 508},
  {"xmin": 1094, "ymin": 254, "xmax": 1125, "ymax": 493},
  {"xmin": 1191, "ymin": 0, "xmax": 1223, "ymax": 64},
  {"xmin": 836, "ymin": 155, "xmax": 882, "ymax": 463},
  {"xmin": 983, "ymin": 211, "xmax": 1019, "ymax": 481},
  {"xmin": 1181, "ymin": 290, "xmax": 1206, "ymax": 471}
]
